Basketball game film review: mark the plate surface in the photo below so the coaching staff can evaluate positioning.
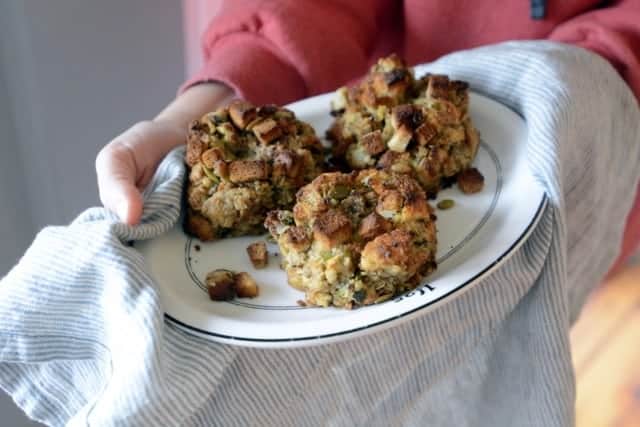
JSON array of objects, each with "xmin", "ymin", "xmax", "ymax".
[{"xmin": 136, "ymin": 89, "xmax": 546, "ymax": 348}]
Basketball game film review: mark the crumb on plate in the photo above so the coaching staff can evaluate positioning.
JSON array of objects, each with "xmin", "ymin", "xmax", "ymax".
[
  {"xmin": 457, "ymin": 167, "xmax": 485, "ymax": 194},
  {"xmin": 246, "ymin": 241, "xmax": 268, "ymax": 269},
  {"xmin": 205, "ymin": 269, "xmax": 260, "ymax": 301}
]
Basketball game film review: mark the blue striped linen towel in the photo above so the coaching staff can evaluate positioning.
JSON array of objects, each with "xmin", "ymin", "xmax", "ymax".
[{"xmin": 1, "ymin": 41, "xmax": 639, "ymax": 427}]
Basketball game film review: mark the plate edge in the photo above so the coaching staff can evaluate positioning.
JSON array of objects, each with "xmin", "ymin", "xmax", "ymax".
[{"xmin": 165, "ymin": 194, "xmax": 548, "ymax": 348}]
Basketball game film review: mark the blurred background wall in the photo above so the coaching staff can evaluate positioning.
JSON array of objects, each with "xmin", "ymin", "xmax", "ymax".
[{"xmin": 0, "ymin": 0, "xmax": 185, "ymax": 424}]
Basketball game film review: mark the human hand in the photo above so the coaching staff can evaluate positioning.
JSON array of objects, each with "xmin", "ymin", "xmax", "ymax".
[
  {"xmin": 95, "ymin": 119, "xmax": 185, "ymax": 225},
  {"xmin": 95, "ymin": 83, "xmax": 234, "ymax": 225}
]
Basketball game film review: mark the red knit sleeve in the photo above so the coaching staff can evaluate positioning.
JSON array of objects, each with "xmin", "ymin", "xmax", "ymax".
[
  {"xmin": 549, "ymin": 0, "xmax": 640, "ymax": 270},
  {"xmin": 549, "ymin": 0, "xmax": 640, "ymax": 98},
  {"xmin": 181, "ymin": 0, "xmax": 399, "ymax": 105}
]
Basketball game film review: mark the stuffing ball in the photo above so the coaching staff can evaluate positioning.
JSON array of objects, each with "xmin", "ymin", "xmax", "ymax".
[
  {"xmin": 266, "ymin": 170, "xmax": 437, "ymax": 308},
  {"xmin": 327, "ymin": 54, "xmax": 482, "ymax": 196},
  {"xmin": 185, "ymin": 101, "xmax": 325, "ymax": 240}
]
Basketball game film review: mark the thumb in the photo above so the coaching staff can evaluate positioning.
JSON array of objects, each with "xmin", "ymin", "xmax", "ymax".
[
  {"xmin": 113, "ymin": 183, "xmax": 144, "ymax": 225},
  {"xmin": 96, "ymin": 145, "xmax": 144, "ymax": 225}
]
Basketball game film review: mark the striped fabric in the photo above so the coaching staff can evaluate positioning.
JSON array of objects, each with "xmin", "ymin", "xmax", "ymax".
[{"xmin": 1, "ymin": 41, "xmax": 639, "ymax": 427}]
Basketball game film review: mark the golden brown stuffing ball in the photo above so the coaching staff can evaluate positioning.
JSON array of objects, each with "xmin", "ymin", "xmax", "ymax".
[
  {"xmin": 327, "ymin": 54, "xmax": 482, "ymax": 196},
  {"xmin": 184, "ymin": 101, "xmax": 325, "ymax": 240},
  {"xmin": 265, "ymin": 170, "xmax": 437, "ymax": 309}
]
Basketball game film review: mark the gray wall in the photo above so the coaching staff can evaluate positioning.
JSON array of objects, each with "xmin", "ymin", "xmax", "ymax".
[
  {"xmin": 0, "ymin": 57, "xmax": 32, "ymax": 276},
  {"xmin": 0, "ymin": 0, "xmax": 184, "ymax": 424}
]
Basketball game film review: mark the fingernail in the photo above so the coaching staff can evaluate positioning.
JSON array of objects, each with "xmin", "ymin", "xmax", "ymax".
[{"xmin": 116, "ymin": 200, "xmax": 129, "ymax": 223}]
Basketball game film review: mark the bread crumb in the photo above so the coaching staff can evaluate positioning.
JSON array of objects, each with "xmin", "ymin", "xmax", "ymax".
[
  {"xmin": 235, "ymin": 272, "xmax": 259, "ymax": 298},
  {"xmin": 246, "ymin": 241, "xmax": 268, "ymax": 269},
  {"xmin": 457, "ymin": 168, "xmax": 484, "ymax": 194}
]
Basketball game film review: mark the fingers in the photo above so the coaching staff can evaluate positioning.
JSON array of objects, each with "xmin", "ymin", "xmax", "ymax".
[
  {"xmin": 96, "ymin": 120, "xmax": 186, "ymax": 225},
  {"xmin": 96, "ymin": 144, "xmax": 144, "ymax": 225},
  {"xmin": 116, "ymin": 186, "xmax": 144, "ymax": 225}
]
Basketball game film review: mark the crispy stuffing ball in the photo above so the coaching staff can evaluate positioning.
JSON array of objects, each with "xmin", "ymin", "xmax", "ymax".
[
  {"xmin": 265, "ymin": 170, "xmax": 437, "ymax": 309},
  {"xmin": 185, "ymin": 101, "xmax": 325, "ymax": 240},
  {"xmin": 327, "ymin": 54, "xmax": 482, "ymax": 196}
]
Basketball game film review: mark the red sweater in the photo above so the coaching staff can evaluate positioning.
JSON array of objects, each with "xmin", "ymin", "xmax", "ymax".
[
  {"xmin": 184, "ymin": 0, "xmax": 640, "ymax": 271},
  {"xmin": 185, "ymin": 0, "xmax": 640, "ymax": 103}
]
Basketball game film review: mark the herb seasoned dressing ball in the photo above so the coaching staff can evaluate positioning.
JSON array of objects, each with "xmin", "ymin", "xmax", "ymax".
[
  {"xmin": 327, "ymin": 54, "xmax": 482, "ymax": 196},
  {"xmin": 185, "ymin": 101, "xmax": 325, "ymax": 240},
  {"xmin": 266, "ymin": 170, "xmax": 437, "ymax": 309}
]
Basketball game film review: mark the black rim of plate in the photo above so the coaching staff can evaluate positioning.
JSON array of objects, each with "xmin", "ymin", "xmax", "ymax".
[{"xmin": 165, "ymin": 194, "xmax": 548, "ymax": 344}]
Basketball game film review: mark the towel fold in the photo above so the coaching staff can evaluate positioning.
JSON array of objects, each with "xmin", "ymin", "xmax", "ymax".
[{"xmin": 1, "ymin": 41, "xmax": 639, "ymax": 427}]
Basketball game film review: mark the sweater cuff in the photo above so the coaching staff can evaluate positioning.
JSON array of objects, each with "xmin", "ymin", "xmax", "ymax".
[{"xmin": 179, "ymin": 33, "xmax": 307, "ymax": 106}]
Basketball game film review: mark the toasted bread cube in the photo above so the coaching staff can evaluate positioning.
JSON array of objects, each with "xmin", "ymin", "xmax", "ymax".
[
  {"xmin": 387, "ymin": 127, "xmax": 412, "ymax": 152},
  {"xmin": 361, "ymin": 229, "xmax": 414, "ymax": 275},
  {"xmin": 252, "ymin": 118, "xmax": 283, "ymax": 145},
  {"xmin": 228, "ymin": 100, "xmax": 257, "ymax": 129},
  {"xmin": 457, "ymin": 168, "xmax": 484, "ymax": 194},
  {"xmin": 415, "ymin": 122, "xmax": 437, "ymax": 146},
  {"xmin": 235, "ymin": 272, "xmax": 259, "ymax": 298},
  {"xmin": 216, "ymin": 122, "xmax": 240, "ymax": 145},
  {"xmin": 358, "ymin": 212, "xmax": 391, "ymax": 241},
  {"xmin": 361, "ymin": 130, "xmax": 386, "ymax": 155},
  {"xmin": 391, "ymin": 104, "xmax": 423, "ymax": 130},
  {"xmin": 212, "ymin": 160, "xmax": 228, "ymax": 179},
  {"xmin": 376, "ymin": 150, "xmax": 401, "ymax": 169},
  {"xmin": 228, "ymin": 160, "xmax": 271, "ymax": 183},
  {"xmin": 372, "ymin": 70, "xmax": 411, "ymax": 99},
  {"xmin": 246, "ymin": 241, "xmax": 268, "ymax": 269},
  {"xmin": 402, "ymin": 192, "xmax": 431, "ymax": 221},
  {"xmin": 312, "ymin": 210, "xmax": 352, "ymax": 249},
  {"xmin": 205, "ymin": 269, "xmax": 236, "ymax": 301},
  {"xmin": 429, "ymin": 99, "xmax": 459, "ymax": 126},
  {"xmin": 283, "ymin": 226, "xmax": 311, "ymax": 252},
  {"xmin": 185, "ymin": 213, "xmax": 216, "ymax": 241},
  {"xmin": 376, "ymin": 190, "xmax": 404, "ymax": 218},
  {"xmin": 426, "ymin": 75, "xmax": 451, "ymax": 99}
]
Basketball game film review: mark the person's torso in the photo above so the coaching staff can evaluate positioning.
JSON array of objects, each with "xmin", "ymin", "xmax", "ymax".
[{"xmin": 372, "ymin": 0, "xmax": 602, "ymax": 65}]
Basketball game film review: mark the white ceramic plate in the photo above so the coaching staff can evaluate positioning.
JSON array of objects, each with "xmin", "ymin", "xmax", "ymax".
[{"xmin": 137, "ymin": 89, "xmax": 547, "ymax": 348}]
